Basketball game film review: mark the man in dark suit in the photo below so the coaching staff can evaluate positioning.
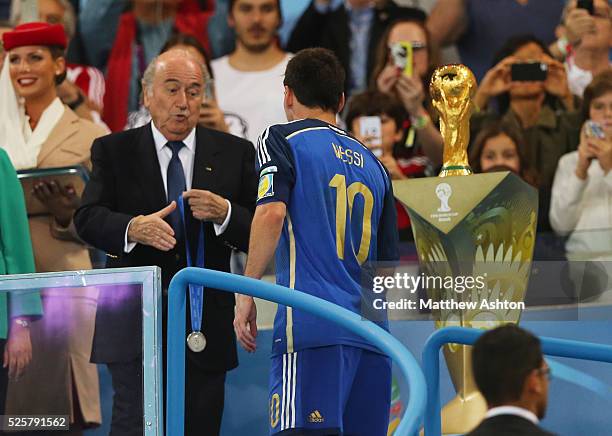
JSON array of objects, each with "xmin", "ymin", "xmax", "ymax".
[
  {"xmin": 287, "ymin": 0, "xmax": 426, "ymax": 96},
  {"xmin": 467, "ymin": 325, "xmax": 555, "ymax": 436},
  {"xmin": 74, "ymin": 49, "xmax": 256, "ymax": 436}
]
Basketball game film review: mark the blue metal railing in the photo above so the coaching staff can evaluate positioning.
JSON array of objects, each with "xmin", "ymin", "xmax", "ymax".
[
  {"xmin": 166, "ymin": 267, "xmax": 427, "ymax": 436},
  {"xmin": 422, "ymin": 327, "xmax": 612, "ymax": 436}
]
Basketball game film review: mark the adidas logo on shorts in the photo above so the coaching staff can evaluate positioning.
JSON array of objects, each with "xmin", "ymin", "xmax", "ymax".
[{"xmin": 308, "ymin": 410, "xmax": 324, "ymax": 423}]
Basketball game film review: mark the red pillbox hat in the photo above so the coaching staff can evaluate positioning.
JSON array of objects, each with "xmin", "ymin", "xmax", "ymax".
[{"xmin": 2, "ymin": 22, "xmax": 67, "ymax": 51}]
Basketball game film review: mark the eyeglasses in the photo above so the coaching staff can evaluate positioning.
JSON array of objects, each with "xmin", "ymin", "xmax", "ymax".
[{"xmin": 536, "ymin": 366, "xmax": 552, "ymax": 381}]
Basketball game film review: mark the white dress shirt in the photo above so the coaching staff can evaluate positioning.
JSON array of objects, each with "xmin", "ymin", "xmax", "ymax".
[
  {"xmin": 550, "ymin": 151, "xmax": 612, "ymax": 259},
  {"xmin": 485, "ymin": 406, "xmax": 539, "ymax": 425},
  {"xmin": 124, "ymin": 122, "xmax": 232, "ymax": 252}
]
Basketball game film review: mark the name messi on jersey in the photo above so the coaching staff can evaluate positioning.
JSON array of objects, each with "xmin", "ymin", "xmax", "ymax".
[{"xmin": 332, "ymin": 142, "xmax": 365, "ymax": 168}]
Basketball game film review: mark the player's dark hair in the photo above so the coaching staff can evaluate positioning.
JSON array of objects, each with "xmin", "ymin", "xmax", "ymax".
[
  {"xmin": 345, "ymin": 90, "xmax": 406, "ymax": 133},
  {"xmin": 472, "ymin": 325, "xmax": 544, "ymax": 407},
  {"xmin": 284, "ymin": 48, "xmax": 345, "ymax": 113}
]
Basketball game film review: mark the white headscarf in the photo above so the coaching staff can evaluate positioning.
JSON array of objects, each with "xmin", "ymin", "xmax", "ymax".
[{"xmin": 0, "ymin": 58, "xmax": 65, "ymax": 170}]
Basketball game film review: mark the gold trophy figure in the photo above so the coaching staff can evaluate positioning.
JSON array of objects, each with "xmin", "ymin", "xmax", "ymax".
[
  {"xmin": 430, "ymin": 65, "xmax": 477, "ymax": 177},
  {"xmin": 393, "ymin": 65, "xmax": 538, "ymax": 434}
]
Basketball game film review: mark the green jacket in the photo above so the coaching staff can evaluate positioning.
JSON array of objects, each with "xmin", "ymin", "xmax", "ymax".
[{"xmin": 0, "ymin": 149, "xmax": 42, "ymax": 339}]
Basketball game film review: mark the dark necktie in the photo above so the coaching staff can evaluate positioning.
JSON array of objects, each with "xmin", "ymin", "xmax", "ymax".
[{"xmin": 166, "ymin": 141, "xmax": 186, "ymax": 242}]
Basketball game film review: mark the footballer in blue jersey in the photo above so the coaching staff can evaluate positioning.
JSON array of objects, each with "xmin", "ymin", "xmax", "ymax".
[{"xmin": 234, "ymin": 48, "xmax": 400, "ymax": 435}]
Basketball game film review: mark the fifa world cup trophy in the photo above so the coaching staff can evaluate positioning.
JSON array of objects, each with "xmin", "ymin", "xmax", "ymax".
[
  {"xmin": 430, "ymin": 65, "xmax": 475, "ymax": 177},
  {"xmin": 393, "ymin": 65, "xmax": 538, "ymax": 434}
]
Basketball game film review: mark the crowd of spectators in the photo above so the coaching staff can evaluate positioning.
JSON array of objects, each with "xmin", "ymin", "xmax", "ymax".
[{"xmin": 0, "ymin": 0, "xmax": 611, "ymax": 432}]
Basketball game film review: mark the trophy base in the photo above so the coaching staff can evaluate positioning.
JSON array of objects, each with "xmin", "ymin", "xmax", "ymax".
[
  {"xmin": 438, "ymin": 165, "xmax": 473, "ymax": 177},
  {"xmin": 439, "ymin": 391, "xmax": 486, "ymax": 435},
  {"xmin": 418, "ymin": 391, "xmax": 486, "ymax": 436}
]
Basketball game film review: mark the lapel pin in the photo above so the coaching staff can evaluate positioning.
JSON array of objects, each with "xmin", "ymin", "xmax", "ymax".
[{"xmin": 205, "ymin": 166, "xmax": 213, "ymax": 172}]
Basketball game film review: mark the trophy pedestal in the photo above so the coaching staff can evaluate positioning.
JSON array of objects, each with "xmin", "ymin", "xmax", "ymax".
[
  {"xmin": 439, "ymin": 346, "xmax": 486, "ymax": 434},
  {"xmin": 394, "ymin": 171, "xmax": 538, "ymax": 434},
  {"xmin": 439, "ymin": 390, "xmax": 486, "ymax": 434}
]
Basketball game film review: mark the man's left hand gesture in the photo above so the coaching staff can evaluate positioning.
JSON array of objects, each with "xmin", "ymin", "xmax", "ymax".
[{"xmin": 183, "ymin": 189, "xmax": 229, "ymax": 224}]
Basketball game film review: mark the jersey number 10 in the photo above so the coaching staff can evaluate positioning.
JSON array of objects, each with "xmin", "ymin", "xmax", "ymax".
[{"xmin": 329, "ymin": 174, "xmax": 374, "ymax": 265}]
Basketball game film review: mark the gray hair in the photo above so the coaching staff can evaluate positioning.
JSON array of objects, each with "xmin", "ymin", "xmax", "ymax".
[
  {"xmin": 141, "ymin": 57, "xmax": 158, "ymax": 97},
  {"xmin": 141, "ymin": 50, "xmax": 209, "ymax": 97},
  {"xmin": 11, "ymin": 0, "xmax": 76, "ymax": 39}
]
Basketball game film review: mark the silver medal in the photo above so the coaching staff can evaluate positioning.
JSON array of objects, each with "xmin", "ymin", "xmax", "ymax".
[{"xmin": 187, "ymin": 331, "xmax": 206, "ymax": 352}]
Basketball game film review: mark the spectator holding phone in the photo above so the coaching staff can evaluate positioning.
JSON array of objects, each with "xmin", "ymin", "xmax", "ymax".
[
  {"xmin": 288, "ymin": 1, "xmax": 426, "ymax": 96},
  {"xmin": 427, "ymin": 0, "xmax": 564, "ymax": 82},
  {"xmin": 371, "ymin": 15, "xmax": 443, "ymax": 166},
  {"xmin": 472, "ymin": 34, "xmax": 580, "ymax": 190},
  {"xmin": 550, "ymin": 70, "xmax": 612, "ymax": 259},
  {"xmin": 555, "ymin": 0, "xmax": 612, "ymax": 98},
  {"xmin": 347, "ymin": 90, "xmax": 431, "ymax": 239}
]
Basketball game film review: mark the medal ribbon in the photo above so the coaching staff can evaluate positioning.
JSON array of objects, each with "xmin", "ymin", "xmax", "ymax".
[{"xmin": 178, "ymin": 196, "xmax": 205, "ymax": 336}]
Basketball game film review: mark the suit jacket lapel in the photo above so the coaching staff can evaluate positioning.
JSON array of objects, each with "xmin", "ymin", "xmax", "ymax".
[
  {"xmin": 36, "ymin": 110, "xmax": 80, "ymax": 166},
  {"xmin": 133, "ymin": 123, "xmax": 167, "ymax": 211}
]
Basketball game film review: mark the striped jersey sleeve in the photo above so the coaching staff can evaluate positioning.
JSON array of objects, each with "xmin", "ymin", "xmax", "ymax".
[{"xmin": 255, "ymin": 126, "xmax": 296, "ymax": 206}]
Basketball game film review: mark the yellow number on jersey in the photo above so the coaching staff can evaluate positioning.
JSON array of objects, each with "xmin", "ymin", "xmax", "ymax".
[{"xmin": 329, "ymin": 174, "xmax": 374, "ymax": 264}]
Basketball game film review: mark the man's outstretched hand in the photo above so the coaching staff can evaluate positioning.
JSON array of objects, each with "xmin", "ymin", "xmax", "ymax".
[{"xmin": 128, "ymin": 202, "xmax": 178, "ymax": 251}]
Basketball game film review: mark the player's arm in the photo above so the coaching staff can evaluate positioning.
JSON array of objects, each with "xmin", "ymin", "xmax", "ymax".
[
  {"xmin": 234, "ymin": 127, "xmax": 295, "ymax": 353},
  {"xmin": 244, "ymin": 202, "xmax": 287, "ymax": 280},
  {"xmin": 234, "ymin": 202, "xmax": 286, "ymax": 353}
]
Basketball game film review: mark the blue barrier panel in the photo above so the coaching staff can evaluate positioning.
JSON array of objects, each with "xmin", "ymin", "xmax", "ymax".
[
  {"xmin": 422, "ymin": 327, "xmax": 612, "ymax": 436},
  {"xmin": 167, "ymin": 267, "xmax": 427, "ymax": 436}
]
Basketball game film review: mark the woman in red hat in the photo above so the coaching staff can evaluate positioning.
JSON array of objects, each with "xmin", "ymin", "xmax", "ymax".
[{"xmin": 0, "ymin": 22, "xmax": 105, "ymax": 433}]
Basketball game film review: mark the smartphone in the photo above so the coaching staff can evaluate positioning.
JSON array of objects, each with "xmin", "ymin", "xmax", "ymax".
[
  {"xmin": 577, "ymin": 0, "xmax": 594, "ymax": 15},
  {"xmin": 584, "ymin": 120, "xmax": 605, "ymax": 139},
  {"xmin": 390, "ymin": 41, "xmax": 413, "ymax": 77},
  {"xmin": 511, "ymin": 62, "xmax": 548, "ymax": 82},
  {"xmin": 359, "ymin": 116, "xmax": 383, "ymax": 153}
]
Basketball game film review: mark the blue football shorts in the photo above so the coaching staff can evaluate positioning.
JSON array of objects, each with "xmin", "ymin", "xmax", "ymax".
[{"xmin": 268, "ymin": 344, "xmax": 392, "ymax": 435}]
